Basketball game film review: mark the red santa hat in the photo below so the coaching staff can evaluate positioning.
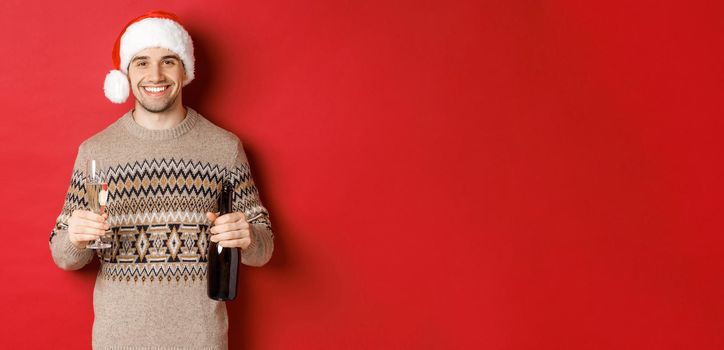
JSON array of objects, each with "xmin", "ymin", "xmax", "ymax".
[{"xmin": 103, "ymin": 10, "xmax": 195, "ymax": 103}]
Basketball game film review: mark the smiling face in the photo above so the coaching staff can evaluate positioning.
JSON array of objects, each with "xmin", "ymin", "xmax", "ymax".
[{"xmin": 127, "ymin": 47, "xmax": 187, "ymax": 113}]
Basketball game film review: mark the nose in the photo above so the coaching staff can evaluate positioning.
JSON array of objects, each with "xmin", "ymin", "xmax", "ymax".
[{"xmin": 148, "ymin": 63, "xmax": 163, "ymax": 83}]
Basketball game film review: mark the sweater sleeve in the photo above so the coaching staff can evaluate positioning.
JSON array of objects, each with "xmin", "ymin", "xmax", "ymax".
[
  {"xmin": 228, "ymin": 140, "xmax": 274, "ymax": 267},
  {"xmin": 48, "ymin": 145, "xmax": 94, "ymax": 270}
]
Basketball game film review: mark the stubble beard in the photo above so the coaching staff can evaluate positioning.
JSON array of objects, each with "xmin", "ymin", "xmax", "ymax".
[{"xmin": 134, "ymin": 89, "xmax": 179, "ymax": 114}]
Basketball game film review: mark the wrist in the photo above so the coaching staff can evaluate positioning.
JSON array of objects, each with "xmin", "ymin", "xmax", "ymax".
[{"xmin": 69, "ymin": 238, "xmax": 87, "ymax": 250}]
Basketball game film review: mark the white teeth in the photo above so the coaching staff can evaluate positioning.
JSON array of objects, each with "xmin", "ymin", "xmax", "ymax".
[{"xmin": 143, "ymin": 86, "xmax": 167, "ymax": 93}]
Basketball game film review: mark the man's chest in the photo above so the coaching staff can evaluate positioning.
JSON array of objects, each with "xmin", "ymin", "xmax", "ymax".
[{"xmin": 103, "ymin": 158, "xmax": 226, "ymax": 224}]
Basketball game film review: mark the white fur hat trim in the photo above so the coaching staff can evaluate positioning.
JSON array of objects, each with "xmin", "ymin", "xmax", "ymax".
[
  {"xmin": 119, "ymin": 17, "xmax": 195, "ymax": 84},
  {"xmin": 104, "ymin": 69, "xmax": 130, "ymax": 104}
]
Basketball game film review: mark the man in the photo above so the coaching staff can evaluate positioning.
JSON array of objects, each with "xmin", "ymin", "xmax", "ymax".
[{"xmin": 48, "ymin": 10, "xmax": 274, "ymax": 349}]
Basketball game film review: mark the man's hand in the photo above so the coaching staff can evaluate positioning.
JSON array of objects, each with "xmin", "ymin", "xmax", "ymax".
[
  {"xmin": 68, "ymin": 209, "xmax": 109, "ymax": 249},
  {"xmin": 206, "ymin": 211, "xmax": 252, "ymax": 249}
]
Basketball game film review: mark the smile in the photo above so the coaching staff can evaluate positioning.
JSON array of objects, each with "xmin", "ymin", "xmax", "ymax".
[{"xmin": 141, "ymin": 85, "xmax": 171, "ymax": 97}]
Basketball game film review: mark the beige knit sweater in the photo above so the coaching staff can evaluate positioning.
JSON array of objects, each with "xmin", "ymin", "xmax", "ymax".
[{"xmin": 49, "ymin": 107, "xmax": 274, "ymax": 350}]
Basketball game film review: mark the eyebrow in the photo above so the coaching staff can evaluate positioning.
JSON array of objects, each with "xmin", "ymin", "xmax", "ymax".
[{"xmin": 131, "ymin": 55, "xmax": 181, "ymax": 63}]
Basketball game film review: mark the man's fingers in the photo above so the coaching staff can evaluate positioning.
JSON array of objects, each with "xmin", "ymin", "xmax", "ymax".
[
  {"xmin": 206, "ymin": 211, "xmax": 219, "ymax": 222},
  {"xmin": 214, "ymin": 212, "xmax": 245, "ymax": 225},
  {"xmin": 70, "ymin": 218, "xmax": 109, "ymax": 230},
  {"xmin": 73, "ymin": 210, "xmax": 106, "ymax": 222},
  {"xmin": 84, "ymin": 219, "xmax": 110, "ymax": 230},
  {"xmin": 210, "ymin": 230, "xmax": 247, "ymax": 243},
  {"xmin": 69, "ymin": 210, "xmax": 111, "ymax": 246},
  {"xmin": 210, "ymin": 221, "xmax": 249, "ymax": 234},
  {"xmin": 208, "ymin": 212, "xmax": 246, "ymax": 226},
  {"xmin": 218, "ymin": 238, "xmax": 250, "ymax": 249},
  {"xmin": 74, "ymin": 234, "xmax": 103, "ymax": 242},
  {"xmin": 72, "ymin": 226, "xmax": 106, "ymax": 236}
]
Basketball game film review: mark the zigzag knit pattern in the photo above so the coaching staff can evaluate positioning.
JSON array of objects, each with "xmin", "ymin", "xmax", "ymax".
[
  {"xmin": 48, "ymin": 107, "xmax": 275, "ymax": 348},
  {"xmin": 50, "ymin": 157, "xmax": 271, "ymax": 284}
]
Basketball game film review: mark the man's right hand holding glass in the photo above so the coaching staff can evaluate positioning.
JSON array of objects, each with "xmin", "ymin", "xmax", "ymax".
[{"xmin": 68, "ymin": 209, "xmax": 110, "ymax": 249}]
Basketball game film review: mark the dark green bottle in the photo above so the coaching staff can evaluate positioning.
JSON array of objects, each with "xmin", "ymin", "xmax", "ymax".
[{"xmin": 207, "ymin": 182, "xmax": 240, "ymax": 301}]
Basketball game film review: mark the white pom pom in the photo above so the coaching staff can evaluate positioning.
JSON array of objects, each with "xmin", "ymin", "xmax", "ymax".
[{"xmin": 103, "ymin": 70, "xmax": 129, "ymax": 103}]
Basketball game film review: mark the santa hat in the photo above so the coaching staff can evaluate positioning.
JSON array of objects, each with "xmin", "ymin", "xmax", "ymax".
[{"xmin": 103, "ymin": 10, "xmax": 195, "ymax": 103}]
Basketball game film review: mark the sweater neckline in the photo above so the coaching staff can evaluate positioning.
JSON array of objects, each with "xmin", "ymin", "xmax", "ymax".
[{"xmin": 120, "ymin": 107, "xmax": 200, "ymax": 140}]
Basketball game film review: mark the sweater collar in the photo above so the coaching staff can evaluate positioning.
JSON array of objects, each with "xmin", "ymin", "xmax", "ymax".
[{"xmin": 120, "ymin": 107, "xmax": 200, "ymax": 140}]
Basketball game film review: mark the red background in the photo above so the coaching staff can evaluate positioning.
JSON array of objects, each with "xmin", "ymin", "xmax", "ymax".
[{"xmin": 0, "ymin": 0, "xmax": 723, "ymax": 349}]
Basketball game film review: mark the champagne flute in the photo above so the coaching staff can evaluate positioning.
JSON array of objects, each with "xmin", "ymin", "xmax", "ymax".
[{"xmin": 85, "ymin": 159, "xmax": 111, "ymax": 249}]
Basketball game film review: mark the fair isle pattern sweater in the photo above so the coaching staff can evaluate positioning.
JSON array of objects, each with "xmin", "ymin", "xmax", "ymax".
[{"xmin": 48, "ymin": 107, "xmax": 274, "ymax": 350}]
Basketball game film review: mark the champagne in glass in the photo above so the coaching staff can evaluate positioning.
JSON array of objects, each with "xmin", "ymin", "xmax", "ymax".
[{"xmin": 85, "ymin": 159, "xmax": 111, "ymax": 249}]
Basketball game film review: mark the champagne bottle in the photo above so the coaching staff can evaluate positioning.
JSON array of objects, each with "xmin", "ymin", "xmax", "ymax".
[{"xmin": 207, "ymin": 182, "xmax": 240, "ymax": 301}]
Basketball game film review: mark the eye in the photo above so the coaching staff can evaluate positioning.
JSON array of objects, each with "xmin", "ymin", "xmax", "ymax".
[
  {"xmin": 163, "ymin": 60, "xmax": 176, "ymax": 65},
  {"xmin": 136, "ymin": 61, "xmax": 147, "ymax": 67}
]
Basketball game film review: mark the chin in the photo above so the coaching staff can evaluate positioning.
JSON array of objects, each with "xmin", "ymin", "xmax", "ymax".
[
  {"xmin": 135, "ymin": 97, "xmax": 179, "ymax": 114},
  {"xmin": 141, "ymin": 103, "xmax": 174, "ymax": 113}
]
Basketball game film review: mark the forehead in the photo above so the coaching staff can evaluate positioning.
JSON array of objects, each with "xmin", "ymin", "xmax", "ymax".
[{"xmin": 131, "ymin": 47, "xmax": 179, "ymax": 61}]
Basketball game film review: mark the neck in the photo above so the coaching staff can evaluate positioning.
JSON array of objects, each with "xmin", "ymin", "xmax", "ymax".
[{"xmin": 132, "ymin": 101, "xmax": 187, "ymax": 130}]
